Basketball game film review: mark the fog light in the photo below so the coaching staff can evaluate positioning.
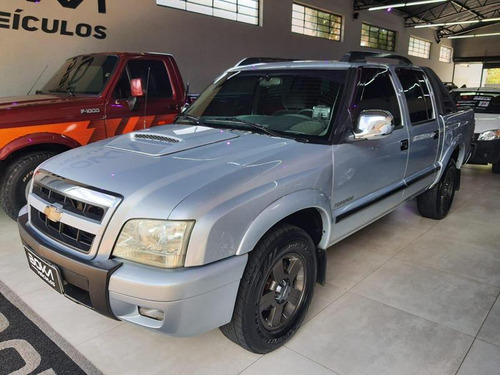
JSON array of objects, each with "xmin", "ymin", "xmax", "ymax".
[{"xmin": 138, "ymin": 307, "xmax": 164, "ymax": 321}]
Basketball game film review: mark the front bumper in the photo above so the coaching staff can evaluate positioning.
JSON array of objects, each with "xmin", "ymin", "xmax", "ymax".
[
  {"xmin": 468, "ymin": 137, "xmax": 500, "ymax": 165},
  {"xmin": 18, "ymin": 212, "xmax": 248, "ymax": 336}
]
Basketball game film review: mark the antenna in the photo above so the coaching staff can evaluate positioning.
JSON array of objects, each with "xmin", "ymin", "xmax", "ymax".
[
  {"xmin": 27, "ymin": 65, "xmax": 48, "ymax": 95},
  {"xmin": 143, "ymin": 67, "xmax": 151, "ymax": 129}
]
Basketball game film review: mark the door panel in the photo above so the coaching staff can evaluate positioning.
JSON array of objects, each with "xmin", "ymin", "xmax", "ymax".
[
  {"xmin": 396, "ymin": 69, "xmax": 441, "ymax": 198},
  {"xmin": 330, "ymin": 68, "xmax": 409, "ymax": 244}
]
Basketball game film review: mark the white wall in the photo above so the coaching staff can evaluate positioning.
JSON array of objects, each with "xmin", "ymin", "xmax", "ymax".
[{"xmin": 0, "ymin": 0, "xmax": 455, "ymax": 96}]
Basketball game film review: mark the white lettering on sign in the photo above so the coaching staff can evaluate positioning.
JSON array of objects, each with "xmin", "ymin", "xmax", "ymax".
[{"xmin": 27, "ymin": 253, "xmax": 55, "ymax": 287}]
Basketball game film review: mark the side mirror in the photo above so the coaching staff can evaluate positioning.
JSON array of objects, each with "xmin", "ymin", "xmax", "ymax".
[
  {"xmin": 130, "ymin": 78, "xmax": 145, "ymax": 97},
  {"xmin": 350, "ymin": 110, "xmax": 395, "ymax": 141}
]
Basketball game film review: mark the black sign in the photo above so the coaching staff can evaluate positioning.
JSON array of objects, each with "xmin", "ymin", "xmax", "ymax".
[{"xmin": 26, "ymin": 0, "xmax": 106, "ymax": 13}]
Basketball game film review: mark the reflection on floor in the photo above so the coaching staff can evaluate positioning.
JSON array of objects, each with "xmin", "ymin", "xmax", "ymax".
[{"xmin": 1, "ymin": 164, "xmax": 499, "ymax": 375}]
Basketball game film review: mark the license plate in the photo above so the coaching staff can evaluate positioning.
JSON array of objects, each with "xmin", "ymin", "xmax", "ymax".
[{"xmin": 25, "ymin": 248, "xmax": 64, "ymax": 294}]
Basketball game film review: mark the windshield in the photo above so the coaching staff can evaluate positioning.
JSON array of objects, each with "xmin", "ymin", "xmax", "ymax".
[
  {"xmin": 41, "ymin": 55, "xmax": 118, "ymax": 95},
  {"xmin": 453, "ymin": 91, "xmax": 500, "ymax": 114},
  {"xmin": 184, "ymin": 69, "xmax": 347, "ymax": 142}
]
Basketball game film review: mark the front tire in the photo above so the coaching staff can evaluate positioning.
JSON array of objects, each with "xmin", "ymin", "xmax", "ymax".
[
  {"xmin": 417, "ymin": 159, "xmax": 457, "ymax": 220},
  {"xmin": 0, "ymin": 152, "xmax": 56, "ymax": 220},
  {"xmin": 220, "ymin": 223, "xmax": 317, "ymax": 354}
]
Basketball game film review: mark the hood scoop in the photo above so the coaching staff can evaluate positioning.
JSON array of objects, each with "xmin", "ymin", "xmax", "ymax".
[{"xmin": 106, "ymin": 125, "xmax": 239, "ymax": 157}]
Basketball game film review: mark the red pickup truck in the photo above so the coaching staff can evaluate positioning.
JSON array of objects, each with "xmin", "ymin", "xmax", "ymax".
[{"xmin": 0, "ymin": 52, "xmax": 186, "ymax": 219}]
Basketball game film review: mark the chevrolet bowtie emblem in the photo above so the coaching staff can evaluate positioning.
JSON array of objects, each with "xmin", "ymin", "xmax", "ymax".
[{"xmin": 44, "ymin": 204, "xmax": 63, "ymax": 223}]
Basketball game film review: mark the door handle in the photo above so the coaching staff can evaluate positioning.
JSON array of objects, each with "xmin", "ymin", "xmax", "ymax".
[
  {"xmin": 400, "ymin": 139, "xmax": 409, "ymax": 151},
  {"xmin": 433, "ymin": 130, "xmax": 440, "ymax": 140}
]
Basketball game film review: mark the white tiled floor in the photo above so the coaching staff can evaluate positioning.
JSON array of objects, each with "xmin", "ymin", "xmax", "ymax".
[{"xmin": 1, "ymin": 164, "xmax": 499, "ymax": 375}]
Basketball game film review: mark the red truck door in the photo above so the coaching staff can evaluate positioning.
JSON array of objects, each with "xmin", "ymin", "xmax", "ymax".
[{"xmin": 105, "ymin": 58, "xmax": 181, "ymax": 137}]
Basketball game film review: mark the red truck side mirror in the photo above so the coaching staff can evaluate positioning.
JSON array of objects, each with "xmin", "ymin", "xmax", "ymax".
[{"xmin": 130, "ymin": 78, "xmax": 145, "ymax": 97}]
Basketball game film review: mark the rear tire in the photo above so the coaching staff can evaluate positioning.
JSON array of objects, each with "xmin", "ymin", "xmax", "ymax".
[
  {"xmin": 417, "ymin": 160, "xmax": 457, "ymax": 220},
  {"xmin": 220, "ymin": 223, "xmax": 316, "ymax": 354},
  {"xmin": 492, "ymin": 162, "xmax": 500, "ymax": 174},
  {"xmin": 0, "ymin": 152, "xmax": 56, "ymax": 220}
]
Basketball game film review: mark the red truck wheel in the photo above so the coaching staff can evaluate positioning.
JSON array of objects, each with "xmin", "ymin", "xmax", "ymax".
[{"xmin": 1, "ymin": 152, "xmax": 56, "ymax": 220}]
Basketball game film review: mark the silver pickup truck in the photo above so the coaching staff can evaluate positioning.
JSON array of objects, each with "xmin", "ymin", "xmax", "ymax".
[{"xmin": 18, "ymin": 52, "xmax": 474, "ymax": 354}]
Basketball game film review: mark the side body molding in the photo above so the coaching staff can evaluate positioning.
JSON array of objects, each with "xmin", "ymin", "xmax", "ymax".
[{"xmin": 236, "ymin": 189, "xmax": 332, "ymax": 256}]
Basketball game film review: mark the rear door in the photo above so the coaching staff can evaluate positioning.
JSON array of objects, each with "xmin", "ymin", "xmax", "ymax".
[
  {"xmin": 331, "ymin": 67, "xmax": 409, "ymax": 242},
  {"xmin": 395, "ymin": 68, "xmax": 441, "ymax": 197},
  {"xmin": 105, "ymin": 58, "xmax": 181, "ymax": 137}
]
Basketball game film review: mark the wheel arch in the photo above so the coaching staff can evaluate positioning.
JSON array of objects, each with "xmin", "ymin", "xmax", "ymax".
[{"xmin": 236, "ymin": 190, "xmax": 332, "ymax": 257}]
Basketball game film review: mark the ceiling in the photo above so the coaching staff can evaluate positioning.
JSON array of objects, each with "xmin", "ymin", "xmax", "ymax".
[{"xmin": 354, "ymin": 0, "xmax": 500, "ymax": 39}]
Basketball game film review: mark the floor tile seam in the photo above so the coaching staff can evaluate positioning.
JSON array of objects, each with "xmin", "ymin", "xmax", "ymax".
[
  {"xmin": 453, "ymin": 338, "xmax": 476, "ymax": 375},
  {"xmin": 74, "ymin": 322, "xmax": 126, "ymax": 349},
  {"xmin": 235, "ymin": 355, "xmax": 263, "ymax": 375},
  {"xmin": 300, "ymin": 284, "xmax": 349, "ymax": 329},
  {"xmin": 475, "ymin": 337, "xmax": 500, "ymax": 349},
  {"xmin": 473, "ymin": 291, "xmax": 500, "ymax": 341},
  {"xmin": 283, "ymin": 345, "xmax": 341, "ymax": 375},
  {"xmin": 348, "ymin": 290, "xmax": 477, "ymax": 339},
  {"xmin": 392, "ymin": 257, "xmax": 500, "ymax": 290}
]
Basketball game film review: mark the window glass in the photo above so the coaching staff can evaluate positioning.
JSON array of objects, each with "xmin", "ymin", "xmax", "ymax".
[
  {"xmin": 408, "ymin": 36, "xmax": 431, "ymax": 59},
  {"xmin": 360, "ymin": 23, "xmax": 396, "ymax": 52},
  {"xmin": 453, "ymin": 91, "xmax": 500, "ymax": 114},
  {"xmin": 351, "ymin": 68, "xmax": 401, "ymax": 127},
  {"xmin": 114, "ymin": 60, "xmax": 173, "ymax": 99},
  {"xmin": 439, "ymin": 46, "xmax": 452, "ymax": 63},
  {"xmin": 156, "ymin": 0, "xmax": 259, "ymax": 25},
  {"xmin": 292, "ymin": 3, "xmax": 342, "ymax": 41},
  {"xmin": 185, "ymin": 69, "xmax": 347, "ymax": 142},
  {"xmin": 42, "ymin": 55, "xmax": 118, "ymax": 95},
  {"xmin": 397, "ymin": 69, "xmax": 434, "ymax": 124}
]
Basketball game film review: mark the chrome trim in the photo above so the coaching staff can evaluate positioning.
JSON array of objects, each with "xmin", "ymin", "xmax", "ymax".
[{"xmin": 28, "ymin": 170, "xmax": 122, "ymax": 259}]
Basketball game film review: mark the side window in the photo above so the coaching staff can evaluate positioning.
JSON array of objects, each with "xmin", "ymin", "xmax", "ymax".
[
  {"xmin": 114, "ymin": 60, "xmax": 173, "ymax": 99},
  {"xmin": 396, "ymin": 69, "xmax": 434, "ymax": 124},
  {"xmin": 351, "ymin": 68, "xmax": 402, "ymax": 127}
]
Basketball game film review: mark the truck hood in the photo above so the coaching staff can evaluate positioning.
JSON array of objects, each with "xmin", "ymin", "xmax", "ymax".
[
  {"xmin": 38, "ymin": 125, "xmax": 330, "ymax": 220},
  {"xmin": 0, "ymin": 94, "xmax": 77, "ymax": 110},
  {"xmin": 475, "ymin": 113, "xmax": 500, "ymax": 134}
]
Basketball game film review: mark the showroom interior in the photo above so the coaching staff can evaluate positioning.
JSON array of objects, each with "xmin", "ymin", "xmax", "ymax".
[{"xmin": 0, "ymin": 0, "xmax": 499, "ymax": 374}]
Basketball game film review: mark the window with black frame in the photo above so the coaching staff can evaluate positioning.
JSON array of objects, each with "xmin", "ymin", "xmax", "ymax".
[
  {"xmin": 114, "ymin": 60, "xmax": 173, "ymax": 99},
  {"xmin": 351, "ymin": 68, "xmax": 402, "ymax": 127},
  {"xmin": 397, "ymin": 69, "xmax": 434, "ymax": 124},
  {"xmin": 183, "ymin": 70, "xmax": 347, "ymax": 141}
]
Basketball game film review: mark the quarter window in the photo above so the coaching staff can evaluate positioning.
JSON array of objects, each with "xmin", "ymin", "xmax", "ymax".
[
  {"xmin": 360, "ymin": 23, "xmax": 396, "ymax": 52},
  {"xmin": 352, "ymin": 68, "xmax": 402, "ymax": 127},
  {"xmin": 156, "ymin": 0, "xmax": 259, "ymax": 25},
  {"xmin": 292, "ymin": 3, "xmax": 342, "ymax": 41},
  {"xmin": 397, "ymin": 69, "xmax": 434, "ymax": 124},
  {"xmin": 408, "ymin": 36, "xmax": 431, "ymax": 59}
]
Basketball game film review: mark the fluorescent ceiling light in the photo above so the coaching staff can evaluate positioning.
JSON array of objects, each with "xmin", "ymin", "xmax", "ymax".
[
  {"xmin": 415, "ymin": 17, "xmax": 500, "ymax": 28},
  {"xmin": 369, "ymin": 0, "xmax": 447, "ymax": 11},
  {"xmin": 447, "ymin": 32, "xmax": 500, "ymax": 39}
]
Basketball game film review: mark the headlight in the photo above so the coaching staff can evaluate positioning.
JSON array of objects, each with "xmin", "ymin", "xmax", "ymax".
[
  {"xmin": 478, "ymin": 129, "xmax": 500, "ymax": 141},
  {"xmin": 112, "ymin": 220, "xmax": 194, "ymax": 268}
]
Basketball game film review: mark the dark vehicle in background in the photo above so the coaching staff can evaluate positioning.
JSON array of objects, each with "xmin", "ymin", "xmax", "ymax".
[
  {"xmin": 452, "ymin": 88, "xmax": 500, "ymax": 173},
  {"xmin": 0, "ymin": 52, "xmax": 186, "ymax": 219},
  {"xmin": 443, "ymin": 82, "xmax": 458, "ymax": 91}
]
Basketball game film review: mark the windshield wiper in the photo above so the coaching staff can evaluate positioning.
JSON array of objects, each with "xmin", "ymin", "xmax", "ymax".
[
  {"xmin": 206, "ymin": 117, "xmax": 309, "ymax": 143},
  {"xmin": 175, "ymin": 114, "xmax": 206, "ymax": 125}
]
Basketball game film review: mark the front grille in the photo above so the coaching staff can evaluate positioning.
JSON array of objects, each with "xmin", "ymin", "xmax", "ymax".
[
  {"xmin": 31, "ymin": 207, "xmax": 95, "ymax": 252},
  {"xmin": 134, "ymin": 133, "xmax": 180, "ymax": 143},
  {"xmin": 33, "ymin": 183, "xmax": 105, "ymax": 222},
  {"xmin": 29, "ymin": 174, "xmax": 120, "ymax": 256}
]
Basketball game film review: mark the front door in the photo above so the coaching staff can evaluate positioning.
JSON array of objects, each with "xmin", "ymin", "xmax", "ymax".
[
  {"xmin": 105, "ymin": 59, "xmax": 180, "ymax": 137},
  {"xmin": 331, "ymin": 67, "xmax": 409, "ymax": 243}
]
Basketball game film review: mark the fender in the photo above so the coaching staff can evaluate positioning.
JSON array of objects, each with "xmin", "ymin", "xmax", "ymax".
[
  {"xmin": 0, "ymin": 133, "xmax": 81, "ymax": 160},
  {"xmin": 236, "ymin": 189, "xmax": 332, "ymax": 256}
]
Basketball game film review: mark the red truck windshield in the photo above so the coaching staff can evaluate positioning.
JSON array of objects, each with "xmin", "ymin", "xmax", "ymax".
[{"xmin": 41, "ymin": 55, "xmax": 118, "ymax": 96}]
